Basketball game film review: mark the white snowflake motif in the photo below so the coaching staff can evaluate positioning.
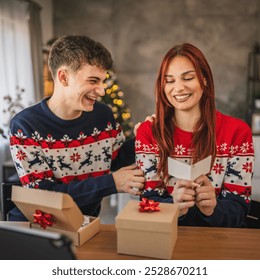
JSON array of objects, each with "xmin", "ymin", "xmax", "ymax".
[
  {"xmin": 29, "ymin": 179, "xmax": 41, "ymax": 188},
  {"xmin": 61, "ymin": 134, "xmax": 72, "ymax": 147},
  {"xmin": 149, "ymin": 144, "xmax": 155, "ymax": 151},
  {"xmin": 155, "ymin": 187, "xmax": 165, "ymax": 196},
  {"xmin": 77, "ymin": 132, "xmax": 87, "ymax": 142},
  {"xmin": 221, "ymin": 188, "xmax": 231, "ymax": 198},
  {"xmin": 175, "ymin": 145, "xmax": 186, "ymax": 155},
  {"xmin": 220, "ymin": 143, "xmax": 228, "ymax": 152},
  {"xmin": 105, "ymin": 123, "xmax": 113, "ymax": 135},
  {"xmin": 187, "ymin": 148, "xmax": 193, "ymax": 156},
  {"xmin": 116, "ymin": 122, "xmax": 121, "ymax": 131},
  {"xmin": 142, "ymin": 144, "xmax": 151, "ymax": 152},
  {"xmin": 240, "ymin": 142, "xmax": 249, "ymax": 153},
  {"xmin": 135, "ymin": 140, "xmax": 142, "ymax": 149},
  {"xmin": 15, "ymin": 129, "xmax": 27, "ymax": 139},
  {"xmin": 45, "ymin": 134, "xmax": 56, "ymax": 144},
  {"xmin": 154, "ymin": 144, "xmax": 159, "ymax": 152},
  {"xmin": 46, "ymin": 177, "xmax": 55, "ymax": 182},
  {"xmin": 92, "ymin": 128, "xmax": 101, "ymax": 139},
  {"xmin": 32, "ymin": 131, "xmax": 43, "ymax": 142},
  {"xmin": 230, "ymin": 145, "xmax": 239, "ymax": 155},
  {"xmin": 241, "ymin": 194, "xmax": 251, "ymax": 202}
]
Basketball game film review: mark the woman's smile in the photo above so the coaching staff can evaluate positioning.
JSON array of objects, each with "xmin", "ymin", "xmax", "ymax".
[{"xmin": 173, "ymin": 93, "xmax": 192, "ymax": 102}]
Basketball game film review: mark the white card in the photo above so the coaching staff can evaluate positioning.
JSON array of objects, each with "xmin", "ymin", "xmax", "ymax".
[{"xmin": 168, "ymin": 155, "xmax": 212, "ymax": 181}]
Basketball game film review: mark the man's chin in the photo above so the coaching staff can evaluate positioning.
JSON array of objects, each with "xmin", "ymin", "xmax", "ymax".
[{"xmin": 84, "ymin": 105, "xmax": 94, "ymax": 112}]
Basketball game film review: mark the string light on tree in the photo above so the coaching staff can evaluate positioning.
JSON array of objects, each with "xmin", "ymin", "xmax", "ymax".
[{"xmin": 100, "ymin": 70, "xmax": 134, "ymax": 139}]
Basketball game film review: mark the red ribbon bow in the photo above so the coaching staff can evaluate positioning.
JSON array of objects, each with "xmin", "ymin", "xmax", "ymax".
[
  {"xmin": 33, "ymin": 209, "xmax": 54, "ymax": 229},
  {"xmin": 139, "ymin": 197, "xmax": 160, "ymax": 212}
]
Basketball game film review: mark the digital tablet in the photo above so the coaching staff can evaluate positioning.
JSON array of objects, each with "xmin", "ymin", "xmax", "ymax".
[{"xmin": 0, "ymin": 223, "xmax": 76, "ymax": 260}]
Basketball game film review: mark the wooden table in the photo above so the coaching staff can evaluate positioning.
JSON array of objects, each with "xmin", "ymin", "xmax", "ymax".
[{"xmin": 75, "ymin": 224, "xmax": 260, "ymax": 260}]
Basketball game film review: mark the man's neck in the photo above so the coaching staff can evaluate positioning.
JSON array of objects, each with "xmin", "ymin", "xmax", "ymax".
[{"xmin": 47, "ymin": 94, "xmax": 82, "ymax": 120}]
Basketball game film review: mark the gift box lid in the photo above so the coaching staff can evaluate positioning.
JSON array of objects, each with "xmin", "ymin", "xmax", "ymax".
[
  {"xmin": 116, "ymin": 200, "xmax": 179, "ymax": 233},
  {"xmin": 11, "ymin": 185, "xmax": 84, "ymax": 231}
]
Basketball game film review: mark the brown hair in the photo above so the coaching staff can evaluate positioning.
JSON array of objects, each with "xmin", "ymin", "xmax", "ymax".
[
  {"xmin": 152, "ymin": 43, "xmax": 216, "ymax": 186},
  {"xmin": 48, "ymin": 35, "xmax": 113, "ymax": 79}
]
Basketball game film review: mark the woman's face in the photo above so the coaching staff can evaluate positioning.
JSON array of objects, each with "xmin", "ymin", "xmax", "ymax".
[{"xmin": 164, "ymin": 56, "xmax": 203, "ymax": 113}]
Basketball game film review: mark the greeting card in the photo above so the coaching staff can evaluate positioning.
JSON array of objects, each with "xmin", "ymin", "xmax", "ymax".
[{"xmin": 168, "ymin": 155, "xmax": 212, "ymax": 181}]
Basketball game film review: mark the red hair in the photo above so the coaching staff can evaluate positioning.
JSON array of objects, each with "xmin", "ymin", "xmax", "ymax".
[{"xmin": 152, "ymin": 43, "xmax": 216, "ymax": 186}]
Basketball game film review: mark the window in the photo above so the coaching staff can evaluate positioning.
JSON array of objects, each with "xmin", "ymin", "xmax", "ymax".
[
  {"xmin": 0, "ymin": 0, "xmax": 40, "ymax": 185},
  {"xmin": 0, "ymin": 0, "xmax": 36, "ymax": 136}
]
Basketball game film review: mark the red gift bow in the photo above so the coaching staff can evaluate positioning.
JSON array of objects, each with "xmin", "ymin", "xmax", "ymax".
[
  {"xmin": 139, "ymin": 197, "xmax": 160, "ymax": 212},
  {"xmin": 33, "ymin": 209, "xmax": 54, "ymax": 229}
]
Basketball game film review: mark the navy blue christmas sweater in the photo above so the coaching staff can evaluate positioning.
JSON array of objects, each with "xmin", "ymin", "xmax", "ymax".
[{"xmin": 8, "ymin": 98, "xmax": 135, "ymax": 220}]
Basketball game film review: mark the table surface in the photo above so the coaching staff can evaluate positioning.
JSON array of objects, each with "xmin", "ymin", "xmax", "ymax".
[{"xmin": 75, "ymin": 224, "xmax": 260, "ymax": 260}]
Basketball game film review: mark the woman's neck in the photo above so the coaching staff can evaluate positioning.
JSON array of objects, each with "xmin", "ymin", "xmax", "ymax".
[{"xmin": 174, "ymin": 110, "xmax": 200, "ymax": 132}]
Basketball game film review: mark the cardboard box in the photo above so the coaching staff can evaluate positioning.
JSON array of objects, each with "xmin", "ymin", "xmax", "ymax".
[
  {"xmin": 115, "ymin": 200, "xmax": 179, "ymax": 259},
  {"xmin": 11, "ymin": 185, "xmax": 100, "ymax": 246}
]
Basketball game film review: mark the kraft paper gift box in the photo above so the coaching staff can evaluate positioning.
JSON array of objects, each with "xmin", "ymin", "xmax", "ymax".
[
  {"xmin": 115, "ymin": 199, "xmax": 179, "ymax": 259},
  {"xmin": 11, "ymin": 185, "xmax": 100, "ymax": 246}
]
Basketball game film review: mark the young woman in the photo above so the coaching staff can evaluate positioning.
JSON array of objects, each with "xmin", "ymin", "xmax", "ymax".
[{"xmin": 135, "ymin": 43, "xmax": 254, "ymax": 227}]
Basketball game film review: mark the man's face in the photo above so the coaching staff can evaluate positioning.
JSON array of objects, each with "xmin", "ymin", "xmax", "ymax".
[{"xmin": 64, "ymin": 64, "xmax": 107, "ymax": 113}]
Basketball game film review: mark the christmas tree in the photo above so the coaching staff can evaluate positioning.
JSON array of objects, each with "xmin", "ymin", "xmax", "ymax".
[{"xmin": 99, "ymin": 69, "xmax": 135, "ymax": 140}]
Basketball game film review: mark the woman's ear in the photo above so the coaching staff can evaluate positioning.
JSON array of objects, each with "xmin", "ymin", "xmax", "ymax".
[{"xmin": 204, "ymin": 77, "xmax": 207, "ymax": 87}]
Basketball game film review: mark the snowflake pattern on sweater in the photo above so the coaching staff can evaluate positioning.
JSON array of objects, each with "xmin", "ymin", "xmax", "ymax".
[
  {"xmin": 9, "ymin": 100, "xmax": 126, "ymax": 189},
  {"xmin": 135, "ymin": 112, "xmax": 254, "ymax": 205},
  {"xmin": 10, "ymin": 123, "xmax": 123, "ymax": 188}
]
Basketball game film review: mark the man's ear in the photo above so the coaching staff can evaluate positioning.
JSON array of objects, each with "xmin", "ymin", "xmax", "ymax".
[{"xmin": 57, "ymin": 68, "xmax": 68, "ymax": 86}]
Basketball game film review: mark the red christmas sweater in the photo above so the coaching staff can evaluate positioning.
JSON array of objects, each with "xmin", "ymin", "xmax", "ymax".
[{"xmin": 135, "ymin": 111, "xmax": 254, "ymax": 227}]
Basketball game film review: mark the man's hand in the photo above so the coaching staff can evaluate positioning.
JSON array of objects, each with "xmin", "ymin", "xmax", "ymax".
[
  {"xmin": 112, "ymin": 164, "xmax": 145, "ymax": 196},
  {"xmin": 133, "ymin": 114, "xmax": 156, "ymax": 135}
]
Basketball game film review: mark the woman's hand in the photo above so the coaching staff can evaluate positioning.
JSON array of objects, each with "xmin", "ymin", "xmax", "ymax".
[
  {"xmin": 172, "ymin": 179, "xmax": 199, "ymax": 217},
  {"xmin": 194, "ymin": 174, "xmax": 217, "ymax": 216}
]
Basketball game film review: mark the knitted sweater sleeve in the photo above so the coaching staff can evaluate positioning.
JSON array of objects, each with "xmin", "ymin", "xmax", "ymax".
[
  {"xmin": 135, "ymin": 121, "xmax": 173, "ymax": 202},
  {"xmin": 111, "ymin": 137, "xmax": 135, "ymax": 171},
  {"xmin": 9, "ymin": 137, "xmax": 117, "ymax": 208}
]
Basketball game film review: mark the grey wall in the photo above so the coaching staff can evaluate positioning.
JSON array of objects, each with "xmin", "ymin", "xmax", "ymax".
[{"xmin": 53, "ymin": 0, "xmax": 260, "ymax": 124}]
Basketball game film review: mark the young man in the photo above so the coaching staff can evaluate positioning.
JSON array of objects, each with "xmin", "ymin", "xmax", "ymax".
[{"xmin": 8, "ymin": 35, "xmax": 144, "ymax": 221}]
